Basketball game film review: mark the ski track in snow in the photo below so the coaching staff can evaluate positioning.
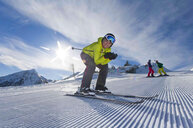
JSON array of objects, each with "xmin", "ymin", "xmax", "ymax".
[{"xmin": 0, "ymin": 72, "xmax": 193, "ymax": 128}]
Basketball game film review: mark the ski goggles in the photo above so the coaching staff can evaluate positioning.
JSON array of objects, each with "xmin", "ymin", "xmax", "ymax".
[{"xmin": 105, "ymin": 35, "xmax": 115, "ymax": 44}]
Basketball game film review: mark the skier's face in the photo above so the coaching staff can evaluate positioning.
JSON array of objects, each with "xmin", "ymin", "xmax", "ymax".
[{"xmin": 102, "ymin": 38, "xmax": 112, "ymax": 48}]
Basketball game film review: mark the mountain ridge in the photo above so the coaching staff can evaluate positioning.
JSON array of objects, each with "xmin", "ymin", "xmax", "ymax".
[{"xmin": 0, "ymin": 69, "xmax": 48, "ymax": 87}]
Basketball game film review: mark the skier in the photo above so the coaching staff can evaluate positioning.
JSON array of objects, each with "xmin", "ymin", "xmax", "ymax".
[
  {"xmin": 155, "ymin": 60, "xmax": 168, "ymax": 76},
  {"xmin": 147, "ymin": 59, "xmax": 155, "ymax": 77},
  {"xmin": 79, "ymin": 33, "xmax": 117, "ymax": 94}
]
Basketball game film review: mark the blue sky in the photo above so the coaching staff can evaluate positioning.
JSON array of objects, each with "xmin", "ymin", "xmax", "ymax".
[{"xmin": 0, "ymin": 0, "xmax": 193, "ymax": 80}]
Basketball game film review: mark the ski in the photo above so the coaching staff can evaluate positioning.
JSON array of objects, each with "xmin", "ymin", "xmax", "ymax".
[
  {"xmin": 146, "ymin": 75, "xmax": 174, "ymax": 78},
  {"xmin": 94, "ymin": 92, "xmax": 158, "ymax": 100},
  {"xmin": 156, "ymin": 74, "xmax": 169, "ymax": 77},
  {"xmin": 66, "ymin": 93, "xmax": 144, "ymax": 105}
]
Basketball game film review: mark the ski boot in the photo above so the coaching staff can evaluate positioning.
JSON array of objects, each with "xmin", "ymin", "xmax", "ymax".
[
  {"xmin": 76, "ymin": 87, "xmax": 95, "ymax": 96},
  {"xmin": 95, "ymin": 86, "xmax": 111, "ymax": 94}
]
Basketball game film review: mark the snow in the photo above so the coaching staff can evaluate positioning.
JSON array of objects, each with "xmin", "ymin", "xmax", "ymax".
[{"xmin": 0, "ymin": 71, "xmax": 193, "ymax": 127}]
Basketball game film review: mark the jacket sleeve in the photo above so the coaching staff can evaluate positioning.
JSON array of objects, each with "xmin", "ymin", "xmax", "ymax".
[{"xmin": 93, "ymin": 47, "xmax": 111, "ymax": 65}]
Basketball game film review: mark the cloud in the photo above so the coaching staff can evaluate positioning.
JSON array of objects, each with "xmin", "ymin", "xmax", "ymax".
[
  {"xmin": 40, "ymin": 46, "xmax": 50, "ymax": 51},
  {"xmin": 3, "ymin": 0, "xmax": 193, "ymax": 70},
  {"xmin": 0, "ymin": 36, "xmax": 85, "ymax": 72}
]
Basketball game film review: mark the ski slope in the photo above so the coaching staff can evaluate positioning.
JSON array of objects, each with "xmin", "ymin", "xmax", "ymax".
[{"xmin": 0, "ymin": 71, "xmax": 193, "ymax": 128}]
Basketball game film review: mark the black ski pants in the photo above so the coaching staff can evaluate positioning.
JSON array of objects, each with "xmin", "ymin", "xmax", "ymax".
[{"xmin": 80, "ymin": 52, "xmax": 108, "ymax": 89}]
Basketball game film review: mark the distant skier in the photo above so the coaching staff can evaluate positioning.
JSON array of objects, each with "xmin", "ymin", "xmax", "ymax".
[
  {"xmin": 79, "ymin": 33, "xmax": 117, "ymax": 94},
  {"xmin": 147, "ymin": 59, "xmax": 155, "ymax": 77},
  {"xmin": 155, "ymin": 60, "xmax": 168, "ymax": 76}
]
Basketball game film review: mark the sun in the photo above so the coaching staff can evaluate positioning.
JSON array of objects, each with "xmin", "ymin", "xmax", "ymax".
[
  {"xmin": 51, "ymin": 41, "xmax": 71, "ymax": 64},
  {"xmin": 56, "ymin": 42, "xmax": 67, "ymax": 60}
]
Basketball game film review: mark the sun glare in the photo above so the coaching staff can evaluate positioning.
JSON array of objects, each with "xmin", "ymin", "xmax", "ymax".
[
  {"xmin": 56, "ymin": 46, "xmax": 66, "ymax": 60},
  {"xmin": 51, "ymin": 41, "xmax": 71, "ymax": 64}
]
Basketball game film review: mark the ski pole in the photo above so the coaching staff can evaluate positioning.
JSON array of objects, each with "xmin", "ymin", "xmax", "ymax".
[
  {"xmin": 72, "ymin": 47, "xmax": 95, "ymax": 52},
  {"xmin": 72, "ymin": 47, "xmax": 83, "ymax": 51},
  {"xmin": 71, "ymin": 47, "xmax": 108, "ymax": 53}
]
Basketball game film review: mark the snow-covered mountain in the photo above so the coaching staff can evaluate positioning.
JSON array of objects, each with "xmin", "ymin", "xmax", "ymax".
[
  {"xmin": 136, "ymin": 63, "xmax": 170, "ymax": 73},
  {"xmin": 109, "ymin": 63, "xmax": 170, "ymax": 74},
  {"xmin": 0, "ymin": 69, "xmax": 48, "ymax": 87}
]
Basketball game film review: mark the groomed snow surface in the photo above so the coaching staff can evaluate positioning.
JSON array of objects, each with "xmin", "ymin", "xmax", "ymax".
[{"xmin": 0, "ymin": 71, "xmax": 193, "ymax": 128}]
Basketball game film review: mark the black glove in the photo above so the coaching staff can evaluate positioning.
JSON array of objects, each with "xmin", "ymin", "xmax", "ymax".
[{"xmin": 104, "ymin": 52, "xmax": 118, "ymax": 60}]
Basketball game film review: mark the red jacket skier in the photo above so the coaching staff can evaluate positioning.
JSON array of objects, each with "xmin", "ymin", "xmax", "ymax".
[{"xmin": 147, "ymin": 59, "xmax": 155, "ymax": 77}]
